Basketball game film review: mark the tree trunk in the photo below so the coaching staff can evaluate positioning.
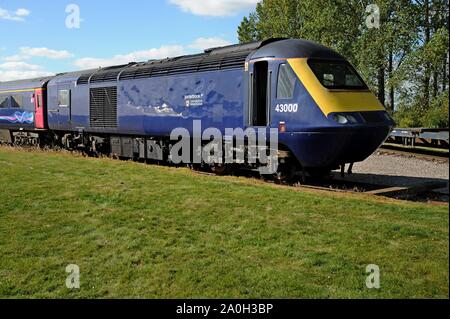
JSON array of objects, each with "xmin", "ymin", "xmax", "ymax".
[
  {"xmin": 433, "ymin": 71, "xmax": 439, "ymax": 98},
  {"xmin": 388, "ymin": 51, "xmax": 394, "ymax": 111},
  {"xmin": 443, "ymin": 53, "xmax": 448, "ymax": 91},
  {"xmin": 377, "ymin": 65, "xmax": 385, "ymax": 106},
  {"xmin": 423, "ymin": 0, "xmax": 431, "ymax": 109}
]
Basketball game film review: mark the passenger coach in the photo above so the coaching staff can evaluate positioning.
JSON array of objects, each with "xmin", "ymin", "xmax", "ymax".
[{"xmin": 0, "ymin": 77, "xmax": 51, "ymax": 145}]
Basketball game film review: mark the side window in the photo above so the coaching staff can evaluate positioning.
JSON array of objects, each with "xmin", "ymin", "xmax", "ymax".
[
  {"xmin": 0, "ymin": 96, "xmax": 8, "ymax": 108},
  {"xmin": 58, "ymin": 90, "xmax": 70, "ymax": 107},
  {"xmin": 277, "ymin": 63, "xmax": 297, "ymax": 99},
  {"xmin": 11, "ymin": 95, "xmax": 23, "ymax": 108},
  {"xmin": 36, "ymin": 94, "xmax": 42, "ymax": 108}
]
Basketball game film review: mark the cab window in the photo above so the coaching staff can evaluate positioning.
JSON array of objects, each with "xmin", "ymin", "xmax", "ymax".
[
  {"xmin": 58, "ymin": 90, "xmax": 70, "ymax": 107},
  {"xmin": 308, "ymin": 59, "xmax": 368, "ymax": 90},
  {"xmin": 277, "ymin": 63, "xmax": 296, "ymax": 99}
]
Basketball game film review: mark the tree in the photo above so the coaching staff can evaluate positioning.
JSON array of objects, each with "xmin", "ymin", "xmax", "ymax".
[{"xmin": 237, "ymin": 13, "xmax": 259, "ymax": 43}]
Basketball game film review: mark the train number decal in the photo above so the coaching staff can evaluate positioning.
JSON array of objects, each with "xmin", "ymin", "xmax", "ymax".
[{"xmin": 275, "ymin": 103, "xmax": 299, "ymax": 113}]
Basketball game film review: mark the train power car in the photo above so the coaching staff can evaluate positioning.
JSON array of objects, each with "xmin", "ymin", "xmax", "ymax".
[{"xmin": 0, "ymin": 38, "xmax": 395, "ymax": 179}]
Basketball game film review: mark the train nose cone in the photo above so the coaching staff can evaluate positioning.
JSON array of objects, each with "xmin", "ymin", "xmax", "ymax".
[{"xmin": 287, "ymin": 125, "xmax": 391, "ymax": 168}]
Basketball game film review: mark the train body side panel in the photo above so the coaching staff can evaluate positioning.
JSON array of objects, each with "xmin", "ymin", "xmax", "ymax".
[
  {"xmin": 119, "ymin": 69, "xmax": 244, "ymax": 136},
  {"xmin": 48, "ymin": 69, "xmax": 245, "ymax": 136}
]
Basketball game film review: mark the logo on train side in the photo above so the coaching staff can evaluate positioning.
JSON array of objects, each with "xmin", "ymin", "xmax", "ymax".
[{"xmin": 184, "ymin": 94, "xmax": 204, "ymax": 107}]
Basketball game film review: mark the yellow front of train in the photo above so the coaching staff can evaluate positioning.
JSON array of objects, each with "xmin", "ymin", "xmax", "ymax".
[{"xmin": 252, "ymin": 39, "xmax": 395, "ymax": 170}]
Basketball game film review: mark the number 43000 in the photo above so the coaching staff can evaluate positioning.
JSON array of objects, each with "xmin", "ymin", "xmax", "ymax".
[{"xmin": 275, "ymin": 103, "xmax": 299, "ymax": 113}]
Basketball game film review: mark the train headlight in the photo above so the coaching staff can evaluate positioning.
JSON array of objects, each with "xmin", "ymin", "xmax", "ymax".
[
  {"xmin": 332, "ymin": 114, "xmax": 348, "ymax": 124},
  {"xmin": 331, "ymin": 113, "xmax": 359, "ymax": 124},
  {"xmin": 346, "ymin": 115, "xmax": 358, "ymax": 124}
]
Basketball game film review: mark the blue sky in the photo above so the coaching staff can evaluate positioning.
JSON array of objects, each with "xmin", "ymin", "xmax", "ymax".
[{"xmin": 0, "ymin": 0, "xmax": 260, "ymax": 81}]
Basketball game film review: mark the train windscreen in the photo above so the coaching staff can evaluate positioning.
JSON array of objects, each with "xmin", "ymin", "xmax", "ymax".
[{"xmin": 308, "ymin": 59, "xmax": 368, "ymax": 90}]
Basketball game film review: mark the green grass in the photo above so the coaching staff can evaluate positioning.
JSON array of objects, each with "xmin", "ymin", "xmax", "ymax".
[{"xmin": 0, "ymin": 146, "xmax": 448, "ymax": 299}]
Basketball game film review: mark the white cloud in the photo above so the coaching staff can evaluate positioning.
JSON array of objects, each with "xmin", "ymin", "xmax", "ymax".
[
  {"xmin": 20, "ymin": 47, "xmax": 73, "ymax": 59},
  {"xmin": 0, "ymin": 70, "xmax": 54, "ymax": 82},
  {"xmin": 4, "ymin": 47, "xmax": 73, "ymax": 61},
  {"xmin": 0, "ymin": 62, "xmax": 42, "ymax": 71},
  {"xmin": 74, "ymin": 45, "xmax": 185, "ymax": 69},
  {"xmin": 3, "ymin": 55, "xmax": 23, "ymax": 62},
  {"xmin": 15, "ymin": 8, "xmax": 30, "ymax": 17},
  {"xmin": 0, "ymin": 61, "xmax": 53, "ymax": 82},
  {"xmin": 0, "ymin": 7, "xmax": 31, "ymax": 21},
  {"xmin": 188, "ymin": 37, "xmax": 232, "ymax": 50},
  {"xmin": 169, "ymin": 0, "xmax": 260, "ymax": 17}
]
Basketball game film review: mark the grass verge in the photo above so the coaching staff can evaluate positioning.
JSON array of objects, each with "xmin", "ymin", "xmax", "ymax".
[{"xmin": 0, "ymin": 146, "xmax": 448, "ymax": 298}]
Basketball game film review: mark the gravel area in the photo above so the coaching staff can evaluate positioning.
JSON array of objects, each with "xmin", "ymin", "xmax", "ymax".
[{"xmin": 332, "ymin": 151, "xmax": 449, "ymax": 195}]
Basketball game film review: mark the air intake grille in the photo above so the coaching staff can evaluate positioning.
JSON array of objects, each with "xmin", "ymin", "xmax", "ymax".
[
  {"xmin": 90, "ymin": 71, "xmax": 120, "ymax": 83},
  {"xmin": 77, "ymin": 74, "xmax": 91, "ymax": 85},
  {"xmin": 119, "ymin": 52, "xmax": 249, "ymax": 81},
  {"xmin": 89, "ymin": 86, "xmax": 117, "ymax": 128}
]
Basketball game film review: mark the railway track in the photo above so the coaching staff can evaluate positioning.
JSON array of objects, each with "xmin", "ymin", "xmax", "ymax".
[
  {"xmin": 379, "ymin": 144, "xmax": 448, "ymax": 162},
  {"xmin": 191, "ymin": 166, "xmax": 448, "ymax": 204}
]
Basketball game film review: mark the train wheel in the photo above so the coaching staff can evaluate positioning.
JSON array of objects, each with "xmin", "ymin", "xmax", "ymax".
[{"xmin": 275, "ymin": 163, "xmax": 297, "ymax": 184}]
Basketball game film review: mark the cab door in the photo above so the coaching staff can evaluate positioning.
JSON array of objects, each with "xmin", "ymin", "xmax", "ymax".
[{"xmin": 248, "ymin": 60, "xmax": 271, "ymax": 127}]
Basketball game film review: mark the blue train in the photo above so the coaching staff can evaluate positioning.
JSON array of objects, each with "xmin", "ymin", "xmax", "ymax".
[{"xmin": 0, "ymin": 39, "xmax": 394, "ymax": 178}]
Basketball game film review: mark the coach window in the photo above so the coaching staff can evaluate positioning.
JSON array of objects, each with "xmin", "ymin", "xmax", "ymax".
[
  {"xmin": 58, "ymin": 90, "xmax": 70, "ymax": 107},
  {"xmin": 0, "ymin": 96, "xmax": 8, "ymax": 108},
  {"xmin": 36, "ymin": 93, "xmax": 42, "ymax": 108},
  {"xmin": 11, "ymin": 95, "xmax": 23, "ymax": 108},
  {"xmin": 277, "ymin": 63, "xmax": 296, "ymax": 99}
]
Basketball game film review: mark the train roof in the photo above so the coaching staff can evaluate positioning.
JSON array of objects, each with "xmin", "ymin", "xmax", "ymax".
[
  {"xmin": 249, "ymin": 38, "xmax": 345, "ymax": 60},
  {"xmin": 0, "ymin": 76, "xmax": 55, "ymax": 92},
  {"xmin": 47, "ymin": 69, "xmax": 98, "ymax": 85}
]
